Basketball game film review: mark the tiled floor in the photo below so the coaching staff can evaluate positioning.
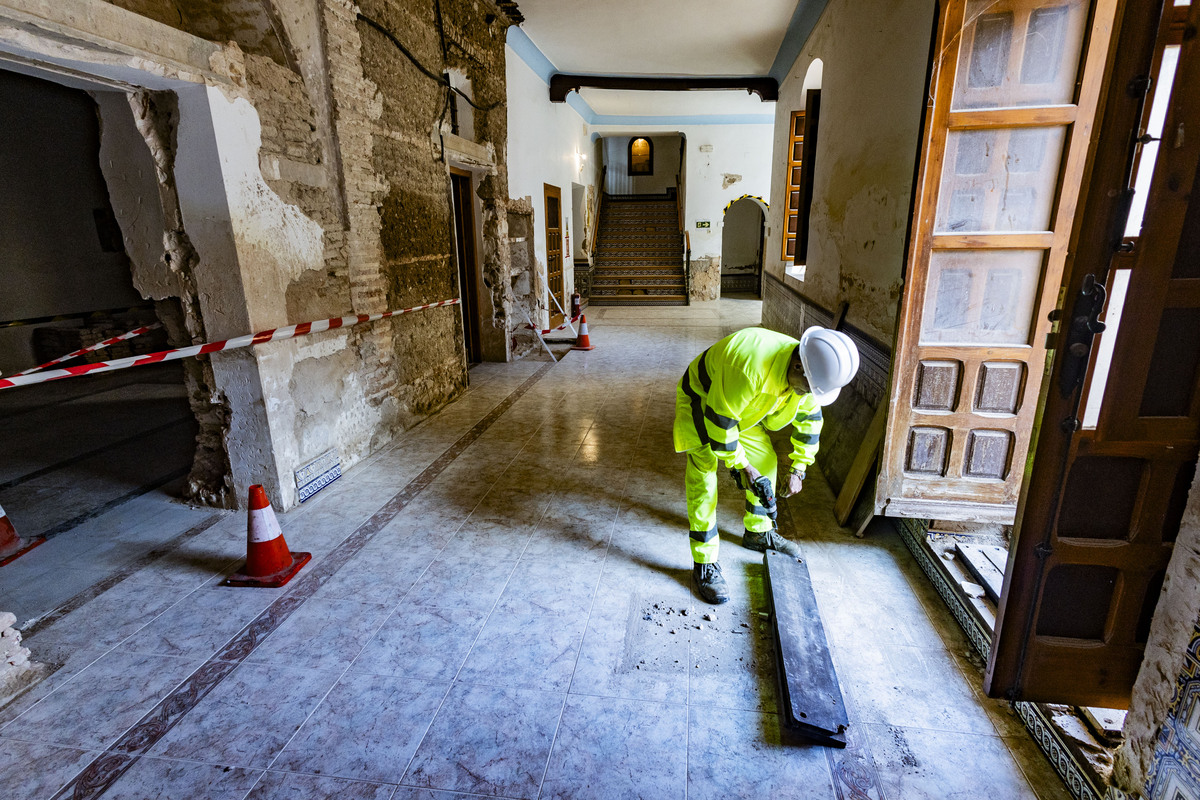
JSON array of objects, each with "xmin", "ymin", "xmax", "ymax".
[{"xmin": 0, "ymin": 298, "xmax": 1072, "ymax": 799}]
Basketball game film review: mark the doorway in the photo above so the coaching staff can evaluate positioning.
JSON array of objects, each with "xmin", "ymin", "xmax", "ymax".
[
  {"xmin": 450, "ymin": 169, "xmax": 482, "ymax": 364},
  {"xmin": 544, "ymin": 183, "xmax": 564, "ymax": 326},
  {"xmin": 720, "ymin": 197, "xmax": 766, "ymax": 297},
  {"xmin": 0, "ymin": 69, "xmax": 197, "ymax": 541}
]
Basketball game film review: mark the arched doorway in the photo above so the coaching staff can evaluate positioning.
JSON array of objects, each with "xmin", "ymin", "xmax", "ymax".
[{"xmin": 721, "ymin": 196, "xmax": 768, "ymax": 296}]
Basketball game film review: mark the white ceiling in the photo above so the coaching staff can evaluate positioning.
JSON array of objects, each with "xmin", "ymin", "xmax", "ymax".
[
  {"xmin": 516, "ymin": 0, "xmax": 800, "ymax": 119},
  {"xmin": 578, "ymin": 88, "xmax": 771, "ymax": 118},
  {"xmin": 517, "ymin": 0, "xmax": 798, "ymax": 76}
]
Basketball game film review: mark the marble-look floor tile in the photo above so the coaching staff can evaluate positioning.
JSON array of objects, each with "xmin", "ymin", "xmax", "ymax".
[
  {"xmin": 833, "ymin": 642, "xmax": 997, "ymax": 736},
  {"xmin": 570, "ymin": 591, "xmax": 690, "ymax": 705},
  {"xmin": 273, "ymin": 673, "xmax": 449, "ymax": 783},
  {"xmin": 688, "ymin": 601, "xmax": 778, "ymax": 714},
  {"xmin": 350, "ymin": 605, "xmax": 485, "ymax": 681},
  {"xmin": 148, "ymin": 661, "xmax": 340, "ymax": 767},
  {"xmin": 310, "ymin": 546, "xmax": 439, "ymax": 606},
  {"xmin": 0, "ymin": 650, "xmax": 200, "ymax": 750},
  {"xmin": 540, "ymin": 694, "xmax": 687, "ymax": 800},
  {"xmin": 124, "ymin": 586, "xmax": 277, "ymax": 658},
  {"xmin": 402, "ymin": 683, "xmax": 566, "ymax": 799},
  {"xmin": 1004, "ymin": 733, "xmax": 1077, "ymax": 800},
  {"xmin": 405, "ymin": 556, "xmax": 516, "ymax": 613},
  {"xmin": 866, "ymin": 723, "xmax": 1040, "ymax": 799},
  {"xmin": 457, "ymin": 609, "xmax": 587, "ymax": 691},
  {"xmin": 687, "ymin": 705, "xmax": 837, "ymax": 800},
  {"xmin": 102, "ymin": 755, "xmax": 262, "ymax": 800},
  {"xmin": 0, "ymin": 737, "xmax": 98, "ymax": 799},
  {"xmin": 23, "ymin": 573, "xmax": 187, "ymax": 652},
  {"xmin": 494, "ymin": 559, "xmax": 602, "ymax": 616},
  {"xmin": 245, "ymin": 770, "xmax": 394, "ymax": 799},
  {"xmin": 245, "ymin": 598, "xmax": 392, "ymax": 671}
]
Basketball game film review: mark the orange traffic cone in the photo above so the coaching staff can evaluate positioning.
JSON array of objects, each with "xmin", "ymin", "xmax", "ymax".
[
  {"xmin": 572, "ymin": 314, "xmax": 595, "ymax": 351},
  {"xmin": 0, "ymin": 502, "xmax": 43, "ymax": 567},
  {"xmin": 223, "ymin": 485, "xmax": 311, "ymax": 587}
]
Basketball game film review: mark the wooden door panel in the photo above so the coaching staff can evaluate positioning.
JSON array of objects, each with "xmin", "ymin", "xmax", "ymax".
[
  {"xmin": 986, "ymin": 0, "xmax": 1200, "ymax": 707},
  {"xmin": 879, "ymin": 0, "xmax": 1116, "ymax": 524},
  {"xmin": 544, "ymin": 184, "xmax": 563, "ymax": 320}
]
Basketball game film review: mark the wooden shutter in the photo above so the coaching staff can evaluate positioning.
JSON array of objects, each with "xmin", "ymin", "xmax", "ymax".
[
  {"xmin": 877, "ymin": 0, "xmax": 1120, "ymax": 524},
  {"xmin": 781, "ymin": 111, "xmax": 805, "ymax": 261},
  {"xmin": 987, "ymin": 0, "xmax": 1200, "ymax": 707}
]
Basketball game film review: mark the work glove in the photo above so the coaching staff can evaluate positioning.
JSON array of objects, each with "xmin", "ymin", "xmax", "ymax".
[{"xmin": 779, "ymin": 469, "xmax": 805, "ymax": 499}]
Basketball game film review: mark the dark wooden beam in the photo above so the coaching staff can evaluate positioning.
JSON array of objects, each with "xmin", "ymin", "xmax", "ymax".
[{"xmin": 549, "ymin": 74, "xmax": 778, "ymax": 103}]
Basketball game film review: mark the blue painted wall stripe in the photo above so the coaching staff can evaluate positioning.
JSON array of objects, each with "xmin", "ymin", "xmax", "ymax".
[{"xmin": 769, "ymin": 0, "xmax": 831, "ymax": 83}]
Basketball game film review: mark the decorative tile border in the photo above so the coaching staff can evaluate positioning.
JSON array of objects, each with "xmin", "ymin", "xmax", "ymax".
[
  {"xmin": 48, "ymin": 361, "xmax": 555, "ymax": 800},
  {"xmin": 1144, "ymin": 621, "xmax": 1200, "ymax": 800},
  {"xmin": 892, "ymin": 517, "xmax": 1107, "ymax": 800}
]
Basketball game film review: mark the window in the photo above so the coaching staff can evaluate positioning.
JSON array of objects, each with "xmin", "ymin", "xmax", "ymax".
[
  {"xmin": 628, "ymin": 137, "xmax": 653, "ymax": 176},
  {"xmin": 781, "ymin": 90, "xmax": 821, "ymax": 264},
  {"xmin": 781, "ymin": 111, "xmax": 804, "ymax": 261}
]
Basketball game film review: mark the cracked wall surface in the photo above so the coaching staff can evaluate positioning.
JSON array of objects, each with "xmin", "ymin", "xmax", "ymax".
[{"xmin": 7, "ymin": 0, "xmax": 526, "ymax": 508}]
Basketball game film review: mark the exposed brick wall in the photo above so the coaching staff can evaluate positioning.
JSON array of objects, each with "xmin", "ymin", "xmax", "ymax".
[{"xmin": 86, "ymin": 0, "xmax": 524, "ymax": 503}]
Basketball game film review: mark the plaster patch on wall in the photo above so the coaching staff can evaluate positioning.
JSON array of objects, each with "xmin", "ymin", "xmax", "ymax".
[
  {"xmin": 722, "ymin": 173, "xmax": 742, "ymax": 189},
  {"xmin": 204, "ymin": 86, "xmax": 325, "ymax": 325}
]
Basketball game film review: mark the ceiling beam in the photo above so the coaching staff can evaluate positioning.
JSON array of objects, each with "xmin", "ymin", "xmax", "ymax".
[{"xmin": 549, "ymin": 73, "xmax": 778, "ymax": 103}]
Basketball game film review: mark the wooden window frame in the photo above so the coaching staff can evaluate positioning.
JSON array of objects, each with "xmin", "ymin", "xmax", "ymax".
[{"xmin": 781, "ymin": 91, "xmax": 821, "ymax": 264}]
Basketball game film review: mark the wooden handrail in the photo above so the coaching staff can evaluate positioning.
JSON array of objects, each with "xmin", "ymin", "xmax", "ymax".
[{"xmin": 585, "ymin": 165, "xmax": 607, "ymax": 266}]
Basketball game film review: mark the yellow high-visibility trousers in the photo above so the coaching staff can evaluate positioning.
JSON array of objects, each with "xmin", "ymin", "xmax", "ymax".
[{"xmin": 685, "ymin": 424, "xmax": 778, "ymax": 564}]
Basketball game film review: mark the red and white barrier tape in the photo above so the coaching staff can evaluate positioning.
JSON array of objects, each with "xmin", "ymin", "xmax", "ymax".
[
  {"xmin": 14, "ymin": 323, "xmax": 163, "ymax": 376},
  {"xmin": 522, "ymin": 314, "xmax": 580, "ymax": 335},
  {"xmin": 0, "ymin": 299, "xmax": 459, "ymax": 391}
]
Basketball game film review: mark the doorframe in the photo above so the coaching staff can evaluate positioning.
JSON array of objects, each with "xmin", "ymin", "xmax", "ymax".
[
  {"xmin": 543, "ymin": 182, "xmax": 564, "ymax": 326},
  {"xmin": 449, "ymin": 167, "xmax": 482, "ymax": 365}
]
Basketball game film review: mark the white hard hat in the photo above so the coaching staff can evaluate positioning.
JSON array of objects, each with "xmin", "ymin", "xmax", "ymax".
[{"xmin": 798, "ymin": 326, "xmax": 860, "ymax": 406}]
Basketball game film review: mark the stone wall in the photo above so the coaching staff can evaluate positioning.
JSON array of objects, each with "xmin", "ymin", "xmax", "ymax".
[
  {"xmin": 1116, "ymin": 464, "xmax": 1200, "ymax": 797},
  {"xmin": 57, "ymin": 0, "xmax": 527, "ymax": 508},
  {"xmin": 690, "ymin": 255, "xmax": 719, "ymax": 302}
]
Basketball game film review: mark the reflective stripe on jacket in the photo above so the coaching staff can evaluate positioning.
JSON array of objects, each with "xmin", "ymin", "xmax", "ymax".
[{"xmin": 674, "ymin": 327, "xmax": 823, "ymax": 471}]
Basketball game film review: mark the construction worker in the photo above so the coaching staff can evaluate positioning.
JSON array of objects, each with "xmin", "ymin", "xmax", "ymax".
[{"xmin": 675, "ymin": 326, "xmax": 860, "ymax": 604}]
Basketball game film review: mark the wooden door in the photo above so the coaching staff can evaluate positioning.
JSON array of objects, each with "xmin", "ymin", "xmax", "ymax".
[
  {"xmin": 544, "ymin": 184, "xmax": 564, "ymax": 325},
  {"xmin": 986, "ymin": 0, "xmax": 1200, "ymax": 707},
  {"xmin": 877, "ymin": 0, "xmax": 1119, "ymax": 524},
  {"xmin": 450, "ymin": 169, "xmax": 481, "ymax": 363}
]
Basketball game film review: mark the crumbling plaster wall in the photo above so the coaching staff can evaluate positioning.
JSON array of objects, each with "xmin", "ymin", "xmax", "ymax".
[
  {"xmin": 67, "ymin": 0, "xmax": 523, "ymax": 508},
  {"xmin": 763, "ymin": 0, "xmax": 934, "ymax": 346},
  {"xmin": 1116, "ymin": 462, "xmax": 1200, "ymax": 797}
]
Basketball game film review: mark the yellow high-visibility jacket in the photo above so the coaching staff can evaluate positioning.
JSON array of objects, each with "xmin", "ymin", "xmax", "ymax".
[{"xmin": 674, "ymin": 327, "xmax": 824, "ymax": 471}]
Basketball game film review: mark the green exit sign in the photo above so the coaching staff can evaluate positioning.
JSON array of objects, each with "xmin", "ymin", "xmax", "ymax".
[{"xmin": 696, "ymin": 220, "xmax": 711, "ymax": 229}]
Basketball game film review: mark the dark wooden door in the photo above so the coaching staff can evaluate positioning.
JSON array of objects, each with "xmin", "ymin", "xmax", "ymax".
[
  {"xmin": 986, "ymin": 0, "xmax": 1200, "ymax": 707},
  {"xmin": 544, "ymin": 184, "xmax": 563, "ymax": 325},
  {"xmin": 451, "ymin": 169, "xmax": 481, "ymax": 364}
]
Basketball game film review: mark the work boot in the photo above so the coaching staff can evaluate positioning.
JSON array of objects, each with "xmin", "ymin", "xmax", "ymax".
[
  {"xmin": 693, "ymin": 562, "xmax": 730, "ymax": 604},
  {"xmin": 743, "ymin": 528, "xmax": 803, "ymax": 558}
]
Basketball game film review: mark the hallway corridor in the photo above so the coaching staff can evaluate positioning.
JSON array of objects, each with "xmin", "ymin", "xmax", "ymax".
[{"xmin": 0, "ymin": 299, "xmax": 1069, "ymax": 799}]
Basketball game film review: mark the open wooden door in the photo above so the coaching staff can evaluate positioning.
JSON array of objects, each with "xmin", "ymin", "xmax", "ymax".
[
  {"xmin": 987, "ymin": 0, "xmax": 1200, "ymax": 707},
  {"xmin": 450, "ymin": 169, "xmax": 481, "ymax": 364},
  {"xmin": 878, "ymin": 0, "xmax": 1120, "ymax": 524},
  {"xmin": 544, "ymin": 184, "xmax": 564, "ymax": 326}
]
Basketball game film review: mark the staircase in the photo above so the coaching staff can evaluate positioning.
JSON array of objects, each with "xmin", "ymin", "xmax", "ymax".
[{"xmin": 589, "ymin": 194, "xmax": 687, "ymax": 306}]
